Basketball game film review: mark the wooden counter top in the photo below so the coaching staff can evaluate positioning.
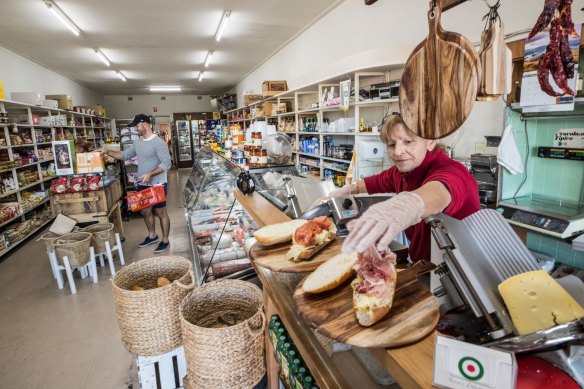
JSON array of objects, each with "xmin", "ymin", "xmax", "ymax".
[{"xmin": 237, "ymin": 189, "xmax": 437, "ymax": 388}]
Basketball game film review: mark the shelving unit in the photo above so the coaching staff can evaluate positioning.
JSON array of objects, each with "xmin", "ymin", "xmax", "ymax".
[
  {"xmin": 0, "ymin": 98, "xmax": 116, "ymax": 258},
  {"xmin": 225, "ymin": 67, "xmax": 400, "ymax": 185}
]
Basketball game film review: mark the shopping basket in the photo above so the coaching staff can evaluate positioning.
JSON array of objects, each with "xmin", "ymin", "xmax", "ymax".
[{"xmin": 125, "ymin": 185, "xmax": 166, "ymax": 212}]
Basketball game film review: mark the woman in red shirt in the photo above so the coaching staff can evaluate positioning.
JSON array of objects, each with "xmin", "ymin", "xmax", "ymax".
[{"xmin": 337, "ymin": 116, "xmax": 480, "ymax": 261}]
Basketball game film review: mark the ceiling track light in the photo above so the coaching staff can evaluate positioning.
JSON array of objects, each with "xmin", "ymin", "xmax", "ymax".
[
  {"xmin": 116, "ymin": 71, "xmax": 127, "ymax": 82},
  {"xmin": 149, "ymin": 87, "xmax": 181, "ymax": 92},
  {"xmin": 94, "ymin": 48, "xmax": 111, "ymax": 67},
  {"xmin": 215, "ymin": 10, "xmax": 231, "ymax": 42},
  {"xmin": 198, "ymin": 72, "xmax": 204, "ymax": 82},
  {"xmin": 204, "ymin": 50, "xmax": 214, "ymax": 68},
  {"xmin": 43, "ymin": 0, "xmax": 82, "ymax": 36}
]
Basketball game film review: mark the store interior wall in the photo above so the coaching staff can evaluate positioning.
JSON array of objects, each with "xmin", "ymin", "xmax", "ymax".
[
  {"xmin": 0, "ymin": 46, "xmax": 103, "ymax": 106},
  {"xmin": 102, "ymin": 95, "xmax": 214, "ymax": 120}
]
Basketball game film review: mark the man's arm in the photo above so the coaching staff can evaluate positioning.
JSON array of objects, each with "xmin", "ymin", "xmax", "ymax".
[
  {"xmin": 99, "ymin": 147, "xmax": 135, "ymax": 161},
  {"xmin": 140, "ymin": 140, "xmax": 172, "ymax": 184}
]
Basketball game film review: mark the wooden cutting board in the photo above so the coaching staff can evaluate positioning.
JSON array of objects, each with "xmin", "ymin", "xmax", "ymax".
[
  {"xmin": 249, "ymin": 238, "xmax": 343, "ymax": 273},
  {"xmin": 484, "ymin": 21, "xmax": 512, "ymax": 96},
  {"xmin": 399, "ymin": 0, "xmax": 478, "ymax": 140},
  {"xmin": 293, "ymin": 261, "xmax": 439, "ymax": 348}
]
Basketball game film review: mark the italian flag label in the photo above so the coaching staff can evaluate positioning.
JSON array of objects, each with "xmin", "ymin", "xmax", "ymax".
[{"xmin": 458, "ymin": 356, "xmax": 485, "ymax": 381}]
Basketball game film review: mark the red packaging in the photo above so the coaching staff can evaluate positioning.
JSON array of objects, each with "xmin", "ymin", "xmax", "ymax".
[
  {"xmin": 86, "ymin": 175, "xmax": 101, "ymax": 191},
  {"xmin": 69, "ymin": 176, "xmax": 85, "ymax": 192},
  {"xmin": 125, "ymin": 185, "xmax": 166, "ymax": 212},
  {"xmin": 51, "ymin": 177, "xmax": 69, "ymax": 194}
]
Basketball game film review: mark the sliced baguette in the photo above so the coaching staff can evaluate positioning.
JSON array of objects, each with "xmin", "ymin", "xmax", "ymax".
[
  {"xmin": 303, "ymin": 251, "xmax": 358, "ymax": 293},
  {"xmin": 286, "ymin": 229, "xmax": 336, "ymax": 262},
  {"xmin": 253, "ymin": 219, "xmax": 308, "ymax": 246},
  {"xmin": 351, "ymin": 273, "xmax": 397, "ymax": 327}
]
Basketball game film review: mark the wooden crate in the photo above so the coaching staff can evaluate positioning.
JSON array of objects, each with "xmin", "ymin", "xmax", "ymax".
[
  {"xmin": 137, "ymin": 346, "xmax": 187, "ymax": 389},
  {"xmin": 50, "ymin": 179, "xmax": 122, "ymax": 216}
]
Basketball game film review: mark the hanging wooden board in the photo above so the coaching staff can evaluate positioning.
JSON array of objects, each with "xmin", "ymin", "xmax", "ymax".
[
  {"xmin": 399, "ymin": 0, "xmax": 478, "ymax": 140},
  {"xmin": 484, "ymin": 21, "xmax": 513, "ymax": 96},
  {"xmin": 293, "ymin": 261, "xmax": 439, "ymax": 348},
  {"xmin": 249, "ymin": 238, "xmax": 343, "ymax": 273}
]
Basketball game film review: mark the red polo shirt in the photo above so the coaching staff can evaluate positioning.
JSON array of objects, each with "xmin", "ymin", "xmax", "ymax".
[{"xmin": 363, "ymin": 149, "xmax": 480, "ymax": 261}]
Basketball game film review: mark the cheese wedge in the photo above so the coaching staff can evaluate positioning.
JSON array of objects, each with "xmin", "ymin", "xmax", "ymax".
[{"xmin": 498, "ymin": 270, "xmax": 584, "ymax": 335}]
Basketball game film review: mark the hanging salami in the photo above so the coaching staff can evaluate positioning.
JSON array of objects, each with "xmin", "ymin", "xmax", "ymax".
[{"xmin": 529, "ymin": 0, "xmax": 579, "ymax": 96}]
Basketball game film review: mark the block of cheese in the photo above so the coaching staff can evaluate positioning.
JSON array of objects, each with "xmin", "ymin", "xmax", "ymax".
[{"xmin": 498, "ymin": 270, "xmax": 584, "ymax": 335}]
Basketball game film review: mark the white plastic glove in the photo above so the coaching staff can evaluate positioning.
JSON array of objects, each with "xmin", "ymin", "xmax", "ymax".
[
  {"xmin": 342, "ymin": 191, "xmax": 425, "ymax": 253},
  {"xmin": 328, "ymin": 185, "xmax": 353, "ymax": 198}
]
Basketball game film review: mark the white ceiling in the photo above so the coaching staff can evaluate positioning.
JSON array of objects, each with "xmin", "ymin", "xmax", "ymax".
[{"xmin": 0, "ymin": 0, "xmax": 342, "ymax": 96}]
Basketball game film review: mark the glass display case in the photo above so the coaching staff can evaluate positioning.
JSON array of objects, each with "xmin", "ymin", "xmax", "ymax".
[
  {"xmin": 176, "ymin": 120, "xmax": 192, "ymax": 163},
  {"xmin": 184, "ymin": 147, "xmax": 301, "ymax": 285}
]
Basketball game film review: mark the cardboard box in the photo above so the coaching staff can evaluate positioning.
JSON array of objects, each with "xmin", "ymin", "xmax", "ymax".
[
  {"xmin": 243, "ymin": 94, "xmax": 263, "ymax": 106},
  {"xmin": 262, "ymin": 81, "xmax": 288, "ymax": 97},
  {"xmin": 45, "ymin": 95, "xmax": 74, "ymax": 110},
  {"xmin": 11, "ymin": 92, "xmax": 43, "ymax": 106},
  {"xmin": 263, "ymin": 102, "xmax": 274, "ymax": 116},
  {"xmin": 76, "ymin": 152, "xmax": 105, "ymax": 174},
  {"xmin": 42, "ymin": 99, "xmax": 59, "ymax": 109},
  {"xmin": 53, "ymin": 140, "xmax": 75, "ymax": 175}
]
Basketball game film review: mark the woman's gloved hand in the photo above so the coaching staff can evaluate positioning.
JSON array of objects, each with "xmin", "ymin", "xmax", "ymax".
[
  {"xmin": 328, "ymin": 184, "xmax": 353, "ymax": 198},
  {"xmin": 342, "ymin": 191, "xmax": 425, "ymax": 253}
]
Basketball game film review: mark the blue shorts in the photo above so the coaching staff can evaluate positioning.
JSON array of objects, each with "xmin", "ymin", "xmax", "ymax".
[{"xmin": 137, "ymin": 183, "xmax": 167, "ymax": 209}]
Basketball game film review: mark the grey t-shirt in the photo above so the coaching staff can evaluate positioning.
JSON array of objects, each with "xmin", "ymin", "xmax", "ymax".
[{"xmin": 121, "ymin": 136, "xmax": 172, "ymax": 185}]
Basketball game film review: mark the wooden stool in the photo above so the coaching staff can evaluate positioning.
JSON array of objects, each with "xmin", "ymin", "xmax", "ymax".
[
  {"xmin": 48, "ymin": 247, "xmax": 98, "ymax": 294},
  {"xmin": 93, "ymin": 232, "xmax": 125, "ymax": 275}
]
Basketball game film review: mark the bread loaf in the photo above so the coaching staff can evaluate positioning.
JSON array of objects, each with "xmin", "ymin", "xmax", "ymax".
[
  {"xmin": 253, "ymin": 219, "xmax": 308, "ymax": 246},
  {"xmin": 303, "ymin": 252, "xmax": 357, "ymax": 293}
]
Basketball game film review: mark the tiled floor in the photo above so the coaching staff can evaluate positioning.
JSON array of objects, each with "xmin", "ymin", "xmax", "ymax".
[{"xmin": 0, "ymin": 168, "xmax": 191, "ymax": 389}]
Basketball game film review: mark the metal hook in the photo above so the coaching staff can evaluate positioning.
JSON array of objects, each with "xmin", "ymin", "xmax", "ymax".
[{"xmin": 483, "ymin": 0, "xmax": 497, "ymax": 8}]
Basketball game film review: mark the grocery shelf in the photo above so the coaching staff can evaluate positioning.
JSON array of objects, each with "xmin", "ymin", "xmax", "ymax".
[
  {"xmin": 0, "ymin": 197, "xmax": 50, "ymax": 229},
  {"xmin": 353, "ymin": 98, "xmax": 398, "ymax": 107},
  {"xmin": 293, "ymin": 151, "xmax": 320, "ymax": 158},
  {"xmin": 322, "ymin": 165, "xmax": 348, "ymax": 173},
  {"xmin": 0, "ymin": 217, "xmax": 54, "ymax": 259},
  {"xmin": 321, "ymin": 156, "xmax": 352, "ymax": 164}
]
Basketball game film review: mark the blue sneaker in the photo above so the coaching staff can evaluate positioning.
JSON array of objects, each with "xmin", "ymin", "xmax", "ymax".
[
  {"xmin": 154, "ymin": 241, "xmax": 170, "ymax": 254},
  {"xmin": 138, "ymin": 235, "xmax": 160, "ymax": 248}
]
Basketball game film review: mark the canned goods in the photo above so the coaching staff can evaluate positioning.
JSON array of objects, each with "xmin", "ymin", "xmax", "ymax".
[
  {"xmin": 232, "ymin": 150, "xmax": 244, "ymax": 158},
  {"xmin": 232, "ymin": 157, "xmax": 246, "ymax": 166}
]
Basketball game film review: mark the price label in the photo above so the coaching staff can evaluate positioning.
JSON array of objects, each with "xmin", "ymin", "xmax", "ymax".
[{"xmin": 433, "ymin": 335, "xmax": 516, "ymax": 389}]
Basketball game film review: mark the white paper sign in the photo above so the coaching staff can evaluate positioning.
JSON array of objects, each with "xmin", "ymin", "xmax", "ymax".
[
  {"xmin": 433, "ymin": 336, "xmax": 516, "ymax": 389},
  {"xmin": 554, "ymin": 129, "xmax": 584, "ymax": 148},
  {"xmin": 340, "ymin": 79, "xmax": 351, "ymax": 112}
]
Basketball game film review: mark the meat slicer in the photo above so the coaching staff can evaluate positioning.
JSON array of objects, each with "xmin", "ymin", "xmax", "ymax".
[{"xmin": 427, "ymin": 209, "xmax": 584, "ymax": 385}]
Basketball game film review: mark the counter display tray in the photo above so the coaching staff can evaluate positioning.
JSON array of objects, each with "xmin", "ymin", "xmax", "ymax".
[
  {"xmin": 249, "ymin": 238, "xmax": 343, "ymax": 273},
  {"xmin": 293, "ymin": 261, "xmax": 439, "ymax": 348}
]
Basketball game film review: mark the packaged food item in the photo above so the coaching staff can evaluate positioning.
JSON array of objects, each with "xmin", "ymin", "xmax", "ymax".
[
  {"xmin": 51, "ymin": 177, "xmax": 69, "ymax": 194},
  {"xmin": 85, "ymin": 175, "xmax": 101, "ymax": 191},
  {"xmin": 69, "ymin": 176, "xmax": 85, "ymax": 192}
]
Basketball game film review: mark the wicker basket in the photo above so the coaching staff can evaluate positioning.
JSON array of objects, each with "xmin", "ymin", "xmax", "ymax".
[
  {"xmin": 81, "ymin": 223, "xmax": 115, "ymax": 253},
  {"xmin": 180, "ymin": 279, "xmax": 265, "ymax": 389},
  {"xmin": 51, "ymin": 232, "xmax": 92, "ymax": 268},
  {"xmin": 38, "ymin": 231, "xmax": 62, "ymax": 252},
  {"xmin": 112, "ymin": 256, "xmax": 194, "ymax": 356}
]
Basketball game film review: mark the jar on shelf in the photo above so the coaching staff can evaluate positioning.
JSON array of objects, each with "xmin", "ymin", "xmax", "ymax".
[
  {"xmin": 251, "ymin": 132, "xmax": 262, "ymax": 148},
  {"xmin": 258, "ymin": 149, "xmax": 268, "ymax": 167}
]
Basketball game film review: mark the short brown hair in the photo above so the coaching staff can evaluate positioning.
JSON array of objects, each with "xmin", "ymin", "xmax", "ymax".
[{"xmin": 380, "ymin": 115, "xmax": 412, "ymax": 144}]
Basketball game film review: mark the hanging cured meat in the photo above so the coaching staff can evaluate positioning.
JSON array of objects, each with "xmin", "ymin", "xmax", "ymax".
[{"xmin": 530, "ymin": 0, "xmax": 579, "ymax": 96}]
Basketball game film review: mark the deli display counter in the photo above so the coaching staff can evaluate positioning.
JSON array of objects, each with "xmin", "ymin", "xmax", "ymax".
[{"xmin": 183, "ymin": 147, "xmax": 300, "ymax": 285}]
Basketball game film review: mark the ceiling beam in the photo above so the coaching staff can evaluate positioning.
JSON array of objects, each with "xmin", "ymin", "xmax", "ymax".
[{"xmin": 364, "ymin": 0, "xmax": 469, "ymax": 10}]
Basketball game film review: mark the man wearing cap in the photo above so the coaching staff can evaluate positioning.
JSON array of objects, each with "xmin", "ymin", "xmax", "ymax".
[{"xmin": 100, "ymin": 114, "xmax": 173, "ymax": 253}]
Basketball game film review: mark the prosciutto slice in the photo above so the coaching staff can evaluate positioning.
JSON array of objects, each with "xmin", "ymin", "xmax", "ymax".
[{"xmin": 354, "ymin": 246, "xmax": 396, "ymax": 295}]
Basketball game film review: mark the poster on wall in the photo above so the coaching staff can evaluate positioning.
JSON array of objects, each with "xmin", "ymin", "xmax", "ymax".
[
  {"xmin": 53, "ymin": 140, "xmax": 75, "ymax": 175},
  {"xmin": 519, "ymin": 23, "xmax": 581, "ymax": 113}
]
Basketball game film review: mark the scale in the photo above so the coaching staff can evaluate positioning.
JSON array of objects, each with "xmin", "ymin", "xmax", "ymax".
[{"xmin": 498, "ymin": 195, "xmax": 584, "ymax": 239}]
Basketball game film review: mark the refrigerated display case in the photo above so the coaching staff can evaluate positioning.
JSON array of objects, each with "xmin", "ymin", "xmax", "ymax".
[
  {"xmin": 176, "ymin": 120, "xmax": 192, "ymax": 167},
  {"xmin": 184, "ymin": 147, "xmax": 300, "ymax": 285}
]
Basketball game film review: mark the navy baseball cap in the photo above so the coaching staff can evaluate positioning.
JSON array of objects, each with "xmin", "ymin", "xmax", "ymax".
[{"xmin": 128, "ymin": 114, "xmax": 150, "ymax": 127}]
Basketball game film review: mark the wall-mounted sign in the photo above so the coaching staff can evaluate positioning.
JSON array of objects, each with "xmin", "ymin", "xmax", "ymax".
[{"xmin": 554, "ymin": 129, "xmax": 584, "ymax": 148}]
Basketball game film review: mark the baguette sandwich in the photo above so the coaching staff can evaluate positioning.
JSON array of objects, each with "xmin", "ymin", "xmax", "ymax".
[
  {"xmin": 303, "ymin": 251, "xmax": 358, "ymax": 293},
  {"xmin": 253, "ymin": 219, "xmax": 308, "ymax": 246},
  {"xmin": 351, "ymin": 247, "xmax": 397, "ymax": 327},
  {"xmin": 286, "ymin": 216, "xmax": 337, "ymax": 262}
]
